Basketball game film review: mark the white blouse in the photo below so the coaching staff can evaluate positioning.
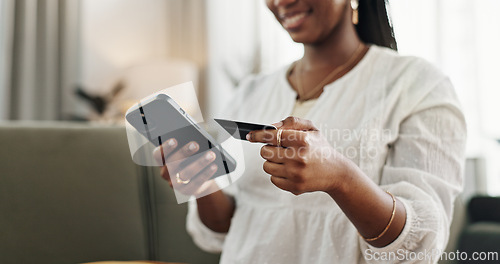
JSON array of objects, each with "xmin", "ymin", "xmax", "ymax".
[
  {"xmin": 186, "ymin": 45, "xmax": 467, "ymax": 264},
  {"xmin": 290, "ymin": 98, "xmax": 318, "ymax": 118}
]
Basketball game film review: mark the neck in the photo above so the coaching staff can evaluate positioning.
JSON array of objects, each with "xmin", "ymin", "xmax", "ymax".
[{"xmin": 301, "ymin": 19, "xmax": 362, "ymax": 71}]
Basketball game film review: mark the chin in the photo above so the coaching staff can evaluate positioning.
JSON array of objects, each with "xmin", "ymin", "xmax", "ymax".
[{"xmin": 288, "ymin": 31, "xmax": 321, "ymax": 45}]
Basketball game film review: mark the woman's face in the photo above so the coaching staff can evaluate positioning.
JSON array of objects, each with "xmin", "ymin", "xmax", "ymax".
[{"xmin": 266, "ymin": 0, "xmax": 349, "ymax": 44}]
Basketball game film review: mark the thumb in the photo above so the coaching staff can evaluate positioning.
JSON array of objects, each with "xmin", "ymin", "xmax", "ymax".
[{"xmin": 273, "ymin": 116, "xmax": 318, "ymax": 131}]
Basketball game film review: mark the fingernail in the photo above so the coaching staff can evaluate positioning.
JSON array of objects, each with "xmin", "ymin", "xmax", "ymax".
[
  {"xmin": 154, "ymin": 146, "xmax": 160, "ymax": 154},
  {"xmin": 189, "ymin": 142, "xmax": 197, "ymax": 151},
  {"xmin": 272, "ymin": 121, "xmax": 283, "ymax": 128},
  {"xmin": 168, "ymin": 139, "xmax": 176, "ymax": 146},
  {"xmin": 206, "ymin": 151, "xmax": 215, "ymax": 160},
  {"xmin": 246, "ymin": 133, "xmax": 251, "ymax": 141}
]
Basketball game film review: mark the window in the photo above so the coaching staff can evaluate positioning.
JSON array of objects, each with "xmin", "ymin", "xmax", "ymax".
[{"xmin": 390, "ymin": 0, "xmax": 500, "ymax": 195}]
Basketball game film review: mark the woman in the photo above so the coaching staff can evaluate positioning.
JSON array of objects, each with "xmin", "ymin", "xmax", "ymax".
[{"xmin": 158, "ymin": 0, "xmax": 466, "ymax": 263}]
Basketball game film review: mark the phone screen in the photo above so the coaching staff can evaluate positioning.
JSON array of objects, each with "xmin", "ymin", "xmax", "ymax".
[{"xmin": 126, "ymin": 94, "xmax": 236, "ymax": 178}]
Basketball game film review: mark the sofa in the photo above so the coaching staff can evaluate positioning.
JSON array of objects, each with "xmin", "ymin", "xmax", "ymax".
[
  {"xmin": 457, "ymin": 196, "xmax": 500, "ymax": 263},
  {"xmin": 0, "ymin": 122, "xmax": 220, "ymax": 264}
]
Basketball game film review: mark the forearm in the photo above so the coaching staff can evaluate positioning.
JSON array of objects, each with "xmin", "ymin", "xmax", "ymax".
[
  {"xmin": 196, "ymin": 189, "xmax": 236, "ymax": 233},
  {"xmin": 327, "ymin": 159, "xmax": 407, "ymax": 248}
]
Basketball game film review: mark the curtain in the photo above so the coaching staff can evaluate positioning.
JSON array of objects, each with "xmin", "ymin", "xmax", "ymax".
[
  {"xmin": 0, "ymin": 0, "xmax": 15, "ymax": 119},
  {"xmin": 0, "ymin": 0, "xmax": 80, "ymax": 120},
  {"xmin": 390, "ymin": 0, "xmax": 500, "ymax": 196},
  {"xmin": 165, "ymin": 0, "xmax": 208, "ymax": 112}
]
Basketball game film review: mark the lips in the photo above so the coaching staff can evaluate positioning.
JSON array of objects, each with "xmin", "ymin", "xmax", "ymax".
[{"xmin": 280, "ymin": 10, "xmax": 311, "ymax": 30}]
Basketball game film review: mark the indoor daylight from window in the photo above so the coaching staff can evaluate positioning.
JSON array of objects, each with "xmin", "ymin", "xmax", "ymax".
[{"xmin": 1, "ymin": 1, "xmax": 500, "ymax": 264}]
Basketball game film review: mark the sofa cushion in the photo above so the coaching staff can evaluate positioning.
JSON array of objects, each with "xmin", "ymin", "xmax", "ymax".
[
  {"xmin": 458, "ymin": 222, "xmax": 500, "ymax": 263},
  {"xmin": 0, "ymin": 122, "xmax": 149, "ymax": 264},
  {"xmin": 148, "ymin": 168, "xmax": 221, "ymax": 264},
  {"xmin": 468, "ymin": 196, "xmax": 500, "ymax": 223}
]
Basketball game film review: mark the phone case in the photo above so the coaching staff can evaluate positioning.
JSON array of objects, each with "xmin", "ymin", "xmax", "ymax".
[{"xmin": 126, "ymin": 94, "xmax": 237, "ymax": 179}]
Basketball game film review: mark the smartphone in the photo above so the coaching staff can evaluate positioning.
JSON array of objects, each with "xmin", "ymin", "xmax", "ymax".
[
  {"xmin": 214, "ymin": 119, "xmax": 276, "ymax": 141},
  {"xmin": 126, "ymin": 94, "xmax": 236, "ymax": 179}
]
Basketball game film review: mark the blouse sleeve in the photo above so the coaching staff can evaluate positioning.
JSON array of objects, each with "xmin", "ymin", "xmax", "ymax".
[
  {"xmin": 359, "ymin": 77, "xmax": 467, "ymax": 262},
  {"xmin": 186, "ymin": 167, "xmax": 240, "ymax": 253},
  {"xmin": 186, "ymin": 199, "xmax": 227, "ymax": 253},
  {"xmin": 185, "ymin": 76, "xmax": 258, "ymax": 252}
]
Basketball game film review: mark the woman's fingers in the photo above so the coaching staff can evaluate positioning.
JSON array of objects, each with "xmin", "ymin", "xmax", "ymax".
[
  {"xmin": 153, "ymin": 138, "xmax": 178, "ymax": 165},
  {"xmin": 175, "ymin": 150, "xmax": 216, "ymax": 183},
  {"xmin": 270, "ymin": 175, "xmax": 301, "ymax": 194},
  {"xmin": 249, "ymin": 129, "xmax": 309, "ymax": 148},
  {"xmin": 164, "ymin": 141, "xmax": 200, "ymax": 172},
  {"xmin": 157, "ymin": 140, "xmax": 221, "ymax": 196},
  {"xmin": 260, "ymin": 144, "xmax": 309, "ymax": 164},
  {"xmin": 276, "ymin": 116, "xmax": 318, "ymax": 131},
  {"xmin": 247, "ymin": 116, "xmax": 318, "ymax": 147},
  {"xmin": 260, "ymin": 145, "xmax": 284, "ymax": 163},
  {"xmin": 265, "ymin": 162, "xmax": 306, "ymax": 195},
  {"xmin": 263, "ymin": 161, "xmax": 287, "ymax": 178},
  {"xmin": 175, "ymin": 163, "xmax": 219, "ymax": 195}
]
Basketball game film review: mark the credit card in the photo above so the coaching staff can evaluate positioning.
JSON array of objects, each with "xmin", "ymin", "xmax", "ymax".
[{"xmin": 214, "ymin": 119, "xmax": 276, "ymax": 141}]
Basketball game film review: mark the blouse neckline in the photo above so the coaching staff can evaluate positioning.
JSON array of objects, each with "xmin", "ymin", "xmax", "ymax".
[{"xmin": 281, "ymin": 44, "xmax": 376, "ymax": 100}]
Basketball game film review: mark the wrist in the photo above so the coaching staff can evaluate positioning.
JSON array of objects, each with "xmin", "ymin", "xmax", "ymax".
[
  {"xmin": 325, "ymin": 157, "xmax": 357, "ymax": 197},
  {"xmin": 196, "ymin": 190, "xmax": 235, "ymax": 233}
]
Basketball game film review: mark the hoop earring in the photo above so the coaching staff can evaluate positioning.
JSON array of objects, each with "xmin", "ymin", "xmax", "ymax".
[{"xmin": 351, "ymin": 0, "xmax": 359, "ymax": 25}]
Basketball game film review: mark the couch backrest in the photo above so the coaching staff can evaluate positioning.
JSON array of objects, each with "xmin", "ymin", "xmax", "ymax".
[
  {"xmin": 0, "ymin": 122, "xmax": 222, "ymax": 264},
  {"xmin": 0, "ymin": 122, "xmax": 150, "ymax": 264}
]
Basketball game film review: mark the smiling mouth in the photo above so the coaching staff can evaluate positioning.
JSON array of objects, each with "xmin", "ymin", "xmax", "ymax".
[{"xmin": 280, "ymin": 10, "xmax": 311, "ymax": 30}]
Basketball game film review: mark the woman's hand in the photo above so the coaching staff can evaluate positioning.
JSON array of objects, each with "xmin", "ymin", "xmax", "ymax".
[
  {"xmin": 153, "ymin": 139, "xmax": 220, "ymax": 197},
  {"xmin": 154, "ymin": 139, "xmax": 236, "ymax": 233},
  {"xmin": 250, "ymin": 116, "xmax": 407, "ymax": 247},
  {"xmin": 247, "ymin": 116, "xmax": 351, "ymax": 195}
]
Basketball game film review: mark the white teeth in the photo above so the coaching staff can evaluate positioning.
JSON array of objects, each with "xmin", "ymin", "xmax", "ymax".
[{"xmin": 283, "ymin": 13, "xmax": 307, "ymax": 28}]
